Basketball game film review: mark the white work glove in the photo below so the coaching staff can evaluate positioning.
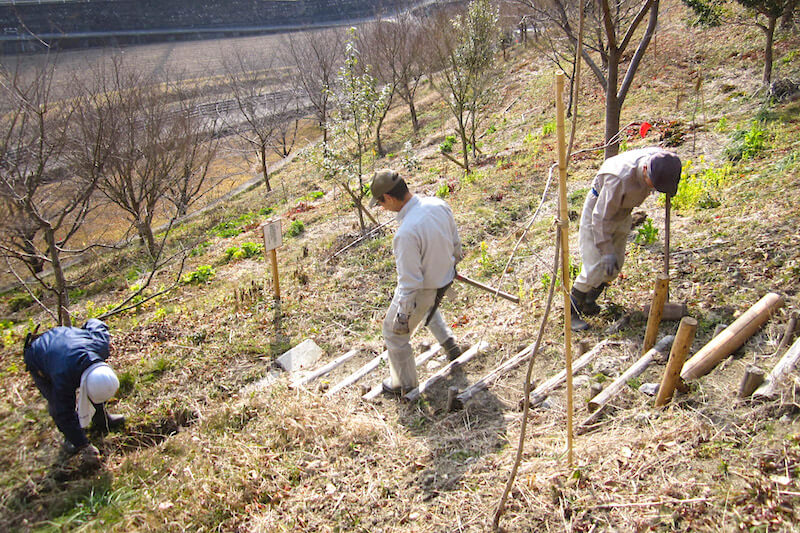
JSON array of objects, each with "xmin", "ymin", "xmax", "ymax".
[
  {"xmin": 392, "ymin": 312, "xmax": 410, "ymax": 335},
  {"xmin": 600, "ymin": 254, "xmax": 619, "ymax": 277}
]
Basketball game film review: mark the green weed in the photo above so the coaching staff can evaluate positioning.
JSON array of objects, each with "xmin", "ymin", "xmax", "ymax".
[
  {"xmin": 224, "ymin": 242, "xmax": 264, "ymax": 262},
  {"xmin": 439, "ymin": 135, "xmax": 457, "ymax": 153},
  {"xmin": 286, "ymin": 220, "xmax": 305, "ymax": 237},
  {"xmin": 436, "ymin": 182, "xmax": 450, "ymax": 198},
  {"xmin": 46, "ymin": 487, "xmax": 134, "ymax": 530},
  {"xmin": 670, "ymin": 158, "xmax": 732, "ymax": 212},
  {"xmin": 635, "ymin": 218, "xmax": 659, "ymax": 245},
  {"xmin": 181, "ymin": 265, "xmax": 215, "ymax": 284},
  {"xmin": 189, "ymin": 241, "xmax": 210, "ymax": 257},
  {"xmin": 725, "ymin": 121, "xmax": 768, "ymax": 161}
]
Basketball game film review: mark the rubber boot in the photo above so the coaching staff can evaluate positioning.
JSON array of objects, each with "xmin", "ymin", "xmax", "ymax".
[
  {"xmin": 442, "ymin": 337, "xmax": 462, "ymax": 361},
  {"xmin": 569, "ymin": 289, "xmax": 590, "ymax": 331},
  {"xmin": 582, "ymin": 283, "xmax": 606, "ymax": 316},
  {"xmin": 92, "ymin": 403, "xmax": 126, "ymax": 433}
]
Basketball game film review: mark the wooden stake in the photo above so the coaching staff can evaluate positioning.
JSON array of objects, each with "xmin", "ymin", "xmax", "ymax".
[
  {"xmin": 753, "ymin": 336, "xmax": 800, "ymax": 400},
  {"xmin": 681, "ymin": 293, "xmax": 784, "ymax": 380},
  {"xmin": 458, "ymin": 342, "xmax": 536, "ymax": 405},
  {"xmin": 656, "ymin": 317, "xmax": 698, "ymax": 407},
  {"xmin": 581, "ymin": 336, "xmax": 674, "ymax": 429},
  {"xmin": 446, "ymin": 386, "xmax": 459, "ymax": 412},
  {"xmin": 270, "ymin": 248, "xmax": 280, "ymax": 300},
  {"xmin": 643, "ymin": 274, "xmax": 670, "ymax": 354},
  {"xmin": 738, "ymin": 364, "xmax": 765, "ymax": 398},
  {"xmin": 555, "ymin": 71, "xmax": 574, "ymax": 468}
]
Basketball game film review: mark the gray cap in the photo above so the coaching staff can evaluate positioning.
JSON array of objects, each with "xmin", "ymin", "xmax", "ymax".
[
  {"xmin": 648, "ymin": 151, "xmax": 682, "ymax": 196},
  {"xmin": 369, "ymin": 169, "xmax": 401, "ymax": 207}
]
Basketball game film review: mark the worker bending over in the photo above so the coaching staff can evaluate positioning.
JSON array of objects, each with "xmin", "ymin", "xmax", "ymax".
[
  {"xmin": 24, "ymin": 319, "xmax": 125, "ymax": 465},
  {"xmin": 370, "ymin": 169, "xmax": 463, "ymax": 396},
  {"xmin": 571, "ymin": 147, "xmax": 681, "ymax": 331}
]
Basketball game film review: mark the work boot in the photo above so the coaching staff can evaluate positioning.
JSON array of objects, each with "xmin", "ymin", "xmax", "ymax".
[
  {"xmin": 442, "ymin": 337, "xmax": 462, "ymax": 361},
  {"xmin": 569, "ymin": 290, "xmax": 590, "ymax": 332},
  {"xmin": 91, "ymin": 403, "xmax": 126, "ymax": 433},
  {"xmin": 382, "ymin": 378, "xmax": 411, "ymax": 398},
  {"xmin": 582, "ymin": 283, "xmax": 606, "ymax": 316}
]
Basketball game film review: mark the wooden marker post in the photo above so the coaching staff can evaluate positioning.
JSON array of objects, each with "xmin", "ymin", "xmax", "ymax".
[
  {"xmin": 555, "ymin": 71, "xmax": 574, "ymax": 468},
  {"xmin": 643, "ymin": 274, "xmax": 670, "ymax": 354},
  {"xmin": 261, "ymin": 217, "xmax": 282, "ymax": 300},
  {"xmin": 655, "ymin": 317, "xmax": 698, "ymax": 407}
]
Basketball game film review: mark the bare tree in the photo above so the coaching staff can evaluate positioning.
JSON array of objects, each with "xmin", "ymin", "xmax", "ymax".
[
  {"xmin": 425, "ymin": 0, "xmax": 500, "ymax": 172},
  {"xmin": 165, "ymin": 88, "xmax": 221, "ymax": 218},
  {"xmin": 284, "ymin": 28, "xmax": 345, "ymax": 144},
  {"xmin": 516, "ymin": 0, "xmax": 659, "ymax": 158},
  {"xmin": 222, "ymin": 49, "xmax": 291, "ymax": 192},
  {"xmin": 0, "ymin": 60, "xmax": 107, "ymax": 325},
  {"xmin": 93, "ymin": 56, "xmax": 183, "ymax": 258}
]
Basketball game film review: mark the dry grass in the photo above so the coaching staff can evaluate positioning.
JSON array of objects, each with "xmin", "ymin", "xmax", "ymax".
[{"xmin": 1, "ymin": 1, "xmax": 800, "ymax": 530}]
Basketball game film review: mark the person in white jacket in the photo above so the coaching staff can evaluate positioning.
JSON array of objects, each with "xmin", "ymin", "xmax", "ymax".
[
  {"xmin": 571, "ymin": 148, "xmax": 682, "ymax": 331},
  {"xmin": 369, "ymin": 169, "xmax": 463, "ymax": 396}
]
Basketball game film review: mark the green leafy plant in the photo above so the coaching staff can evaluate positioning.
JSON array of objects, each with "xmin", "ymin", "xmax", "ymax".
[
  {"xmin": 189, "ymin": 241, "xmax": 210, "ymax": 257},
  {"xmin": 635, "ymin": 218, "xmax": 659, "ymax": 245},
  {"xmin": 181, "ymin": 265, "xmax": 215, "ymax": 284},
  {"xmin": 436, "ymin": 183, "xmax": 450, "ymax": 198},
  {"xmin": 286, "ymin": 220, "xmax": 305, "ymax": 237},
  {"xmin": 670, "ymin": 158, "xmax": 731, "ymax": 212},
  {"xmin": 7, "ymin": 292, "xmax": 33, "ymax": 312},
  {"xmin": 725, "ymin": 121, "xmax": 767, "ymax": 161},
  {"xmin": 541, "ymin": 120, "xmax": 556, "ymax": 136},
  {"xmin": 439, "ymin": 135, "xmax": 457, "ymax": 153}
]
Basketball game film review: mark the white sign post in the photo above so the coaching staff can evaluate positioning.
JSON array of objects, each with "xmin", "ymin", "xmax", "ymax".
[{"xmin": 261, "ymin": 218, "xmax": 282, "ymax": 300}]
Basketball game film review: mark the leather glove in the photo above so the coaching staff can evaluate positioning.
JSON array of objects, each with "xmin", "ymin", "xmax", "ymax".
[
  {"xmin": 392, "ymin": 312, "xmax": 410, "ymax": 335},
  {"xmin": 600, "ymin": 254, "xmax": 619, "ymax": 278},
  {"xmin": 79, "ymin": 443, "xmax": 101, "ymax": 467}
]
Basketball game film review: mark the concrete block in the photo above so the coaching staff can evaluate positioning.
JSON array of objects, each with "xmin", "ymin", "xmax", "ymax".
[{"xmin": 276, "ymin": 339, "xmax": 323, "ymax": 372}]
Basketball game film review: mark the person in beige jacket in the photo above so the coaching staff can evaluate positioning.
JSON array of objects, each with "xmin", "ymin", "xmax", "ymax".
[{"xmin": 571, "ymin": 148, "xmax": 681, "ymax": 331}]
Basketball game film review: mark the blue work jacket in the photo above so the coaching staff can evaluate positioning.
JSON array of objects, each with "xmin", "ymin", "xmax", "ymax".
[{"xmin": 23, "ymin": 319, "xmax": 111, "ymax": 447}]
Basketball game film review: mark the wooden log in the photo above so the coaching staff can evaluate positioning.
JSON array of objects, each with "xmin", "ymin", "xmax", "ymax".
[
  {"xmin": 681, "ymin": 293, "xmax": 784, "ymax": 381},
  {"xmin": 643, "ymin": 274, "xmax": 670, "ymax": 354},
  {"xmin": 586, "ymin": 336, "xmax": 674, "ymax": 416},
  {"xmin": 738, "ymin": 364, "xmax": 765, "ymax": 398},
  {"xmin": 291, "ymin": 348, "xmax": 359, "ymax": 389},
  {"xmin": 753, "ymin": 336, "xmax": 800, "ymax": 400},
  {"xmin": 362, "ymin": 343, "xmax": 443, "ymax": 400},
  {"xmin": 528, "ymin": 340, "xmax": 618, "ymax": 407},
  {"xmin": 656, "ymin": 317, "xmax": 698, "ymax": 407},
  {"xmin": 446, "ymin": 386, "xmax": 459, "ymax": 411},
  {"xmin": 405, "ymin": 341, "xmax": 489, "ymax": 402},
  {"xmin": 457, "ymin": 342, "xmax": 536, "ymax": 405},
  {"xmin": 326, "ymin": 351, "xmax": 387, "ymax": 396}
]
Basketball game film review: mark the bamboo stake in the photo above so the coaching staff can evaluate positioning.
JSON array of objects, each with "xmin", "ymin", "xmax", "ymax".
[
  {"xmin": 555, "ymin": 71, "xmax": 574, "ymax": 467},
  {"xmin": 269, "ymin": 248, "xmax": 280, "ymax": 301},
  {"xmin": 326, "ymin": 351, "xmax": 387, "ymax": 396},
  {"xmin": 753, "ymin": 336, "xmax": 800, "ymax": 400},
  {"xmin": 405, "ymin": 341, "xmax": 489, "ymax": 402},
  {"xmin": 291, "ymin": 348, "xmax": 359, "ymax": 389},
  {"xmin": 581, "ymin": 335, "xmax": 674, "ymax": 429},
  {"xmin": 643, "ymin": 274, "xmax": 670, "ymax": 354},
  {"xmin": 738, "ymin": 365, "xmax": 765, "ymax": 398},
  {"xmin": 656, "ymin": 317, "xmax": 698, "ymax": 406},
  {"xmin": 681, "ymin": 293, "xmax": 784, "ymax": 380},
  {"xmin": 457, "ymin": 342, "xmax": 536, "ymax": 405},
  {"xmin": 362, "ymin": 343, "xmax": 442, "ymax": 400},
  {"xmin": 529, "ymin": 340, "xmax": 618, "ymax": 407}
]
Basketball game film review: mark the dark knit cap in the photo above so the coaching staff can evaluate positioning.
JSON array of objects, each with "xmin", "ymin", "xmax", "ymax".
[{"xmin": 648, "ymin": 151, "xmax": 682, "ymax": 196}]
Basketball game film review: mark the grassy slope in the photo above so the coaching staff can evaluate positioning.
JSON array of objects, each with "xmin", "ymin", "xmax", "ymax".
[{"xmin": 1, "ymin": 2, "xmax": 800, "ymax": 531}]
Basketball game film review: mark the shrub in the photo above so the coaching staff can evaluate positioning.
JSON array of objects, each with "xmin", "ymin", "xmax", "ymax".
[
  {"xmin": 286, "ymin": 220, "xmax": 305, "ymax": 238},
  {"xmin": 181, "ymin": 265, "xmax": 215, "ymax": 284},
  {"xmin": 725, "ymin": 121, "xmax": 767, "ymax": 161}
]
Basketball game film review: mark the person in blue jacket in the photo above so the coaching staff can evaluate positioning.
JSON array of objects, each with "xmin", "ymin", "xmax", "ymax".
[{"xmin": 23, "ymin": 319, "xmax": 125, "ymax": 463}]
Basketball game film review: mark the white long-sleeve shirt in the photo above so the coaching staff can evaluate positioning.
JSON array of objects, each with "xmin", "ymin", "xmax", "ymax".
[{"xmin": 393, "ymin": 195, "xmax": 462, "ymax": 315}]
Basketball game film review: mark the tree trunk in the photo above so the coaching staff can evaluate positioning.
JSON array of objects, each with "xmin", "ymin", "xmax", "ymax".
[
  {"xmin": 408, "ymin": 96, "xmax": 419, "ymax": 134},
  {"xmin": 260, "ymin": 145, "xmax": 271, "ymax": 191},
  {"xmin": 44, "ymin": 228, "xmax": 71, "ymax": 326},
  {"xmin": 138, "ymin": 220, "xmax": 157, "ymax": 259},
  {"xmin": 604, "ymin": 51, "xmax": 622, "ymax": 159},
  {"xmin": 762, "ymin": 16, "xmax": 777, "ymax": 86},
  {"xmin": 457, "ymin": 113, "xmax": 470, "ymax": 173}
]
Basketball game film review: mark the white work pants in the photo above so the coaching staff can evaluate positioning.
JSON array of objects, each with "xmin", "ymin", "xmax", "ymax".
[
  {"xmin": 382, "ymin": 287, "xmax": 454, "ymax": 390},
  {"xmin": 573, "ymin": 192, "xmax": 631, "ymax": 293}
]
